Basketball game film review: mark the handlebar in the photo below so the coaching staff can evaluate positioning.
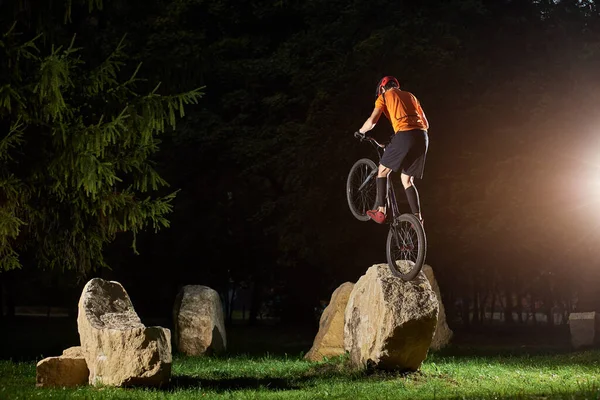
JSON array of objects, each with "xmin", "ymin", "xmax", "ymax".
[
  {"xmin": 354, "ymin": 131, "xmax": 385, "ymax": 148},
  {"xmin": 353, "ymin": 131, "xmax": 365, "ymax": 140}
]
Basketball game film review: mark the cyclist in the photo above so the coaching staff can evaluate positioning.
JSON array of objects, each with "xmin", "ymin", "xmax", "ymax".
[{"xmin": 356, "ymin": 76, "xmax": 429, "ymax": 224}]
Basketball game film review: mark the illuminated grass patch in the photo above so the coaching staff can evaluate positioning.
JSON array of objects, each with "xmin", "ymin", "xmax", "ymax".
[{"xmin": 1, "ymin": 350, "xmax": 599, "ymax": 399}]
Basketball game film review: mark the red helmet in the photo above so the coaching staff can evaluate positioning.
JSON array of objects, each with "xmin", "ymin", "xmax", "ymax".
[{"xmin": 375, "ymin": 76, "xmax": 400, "ymax": 97}]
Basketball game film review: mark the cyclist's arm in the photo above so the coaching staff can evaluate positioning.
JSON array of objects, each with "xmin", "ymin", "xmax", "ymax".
[{"xmin": 358, "ymin": 107, "xmax": 382, "ymax": 134}]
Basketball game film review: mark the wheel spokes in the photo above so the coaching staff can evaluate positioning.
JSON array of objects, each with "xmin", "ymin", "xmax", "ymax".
[
  {"xmin": 391, "ymin": 220, "xmax": 419, "ymax": 263},
  {"xmin": 351, "ymin": 164, "xmax": 376, "ymax": 215}
]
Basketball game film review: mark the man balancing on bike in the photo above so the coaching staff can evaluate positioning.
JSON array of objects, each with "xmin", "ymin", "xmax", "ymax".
[{"xmin": 356, "ymin": 76, "xmax": 429, "ymax": 224}]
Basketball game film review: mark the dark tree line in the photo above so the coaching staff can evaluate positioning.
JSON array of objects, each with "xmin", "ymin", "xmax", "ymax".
[{"xmin": 1, "ymin": 0, "xmax": 600, "ymax": 329}]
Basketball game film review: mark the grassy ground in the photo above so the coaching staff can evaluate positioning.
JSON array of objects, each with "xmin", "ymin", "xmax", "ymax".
[
  {"xmin": 2, "ymin": 349, "xmax": 600, "ymax": 399},
  {"xmin": 1, "ymin": 318, "xmax": 599, "ymax": 399}
]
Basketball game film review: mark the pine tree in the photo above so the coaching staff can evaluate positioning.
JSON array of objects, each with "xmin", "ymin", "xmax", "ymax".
[{"xmin": 0, "ymin": 24, "xmax": 203, "ymax": 274}]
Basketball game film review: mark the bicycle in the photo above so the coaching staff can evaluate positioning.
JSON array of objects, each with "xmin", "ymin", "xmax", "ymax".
[{"xmin": 346, "ymin": 131, "xmax": 427, "ymax": 281}]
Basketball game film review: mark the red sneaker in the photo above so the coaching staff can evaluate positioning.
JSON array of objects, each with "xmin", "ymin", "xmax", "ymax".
[{"xmin": 366, "ymin": 210, "xmax": 386, "ymax": 224}]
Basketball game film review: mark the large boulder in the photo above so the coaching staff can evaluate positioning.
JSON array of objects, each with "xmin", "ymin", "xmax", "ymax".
[
  {"xmin": 422, "ymin": 265, "xmax": 453, "ymax": 350},
  {"xmin": 77, "ymin": 278, "xmax": 172, "ymax": 387},
  {"xmin": 36, "ymin": 346, "xmax": 89, "ymax": 387},
  {"xmin": 344, "ymin": 264, "xmax": 438, "ymax": 371},
  {"xmin": 305, "ymin": 282, "xmax": 355, "ymax": 361},
  {"xmin": 173, "ymin": 285, "xmax": 226, "ymax": 356}
]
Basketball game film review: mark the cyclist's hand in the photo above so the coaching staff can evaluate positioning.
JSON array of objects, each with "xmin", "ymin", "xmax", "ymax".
[{"xmin": 354, "ymin": 131, "xmax": 366, "ymax": 140}]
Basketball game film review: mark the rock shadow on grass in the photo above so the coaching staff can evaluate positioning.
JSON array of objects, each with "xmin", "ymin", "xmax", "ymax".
[
  {"xmin": 165, "ymin": 356, "xmax": 362, "ymax": 392},
  {"xmin": 166, "ymin": 375, "xmax": 308, "ymax": 392}
]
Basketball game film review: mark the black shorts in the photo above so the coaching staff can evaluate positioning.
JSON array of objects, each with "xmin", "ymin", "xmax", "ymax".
[{"xmin": 380, "ymin": 129, "xmax": 429, "ymax": 178}]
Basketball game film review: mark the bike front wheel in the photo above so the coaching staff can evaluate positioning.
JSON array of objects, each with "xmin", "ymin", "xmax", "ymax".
[
  {"xmin": 346, "ymin": 158, "xmax": 378, "ymax": 221},
  {"xmin": 386, "ymin": 213, "xmax": 426, "ymax": 281}
]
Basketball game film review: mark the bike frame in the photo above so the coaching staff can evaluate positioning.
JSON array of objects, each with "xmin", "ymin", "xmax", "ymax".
[{"xmin": 358, "ymin": 135, "xmax": 401, "ymax": 224}]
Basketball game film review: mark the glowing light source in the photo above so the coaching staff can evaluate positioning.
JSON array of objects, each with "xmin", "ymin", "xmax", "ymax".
[{"xmin": 593, "ymin": 165, "xmax": 600, "ymax": 196}]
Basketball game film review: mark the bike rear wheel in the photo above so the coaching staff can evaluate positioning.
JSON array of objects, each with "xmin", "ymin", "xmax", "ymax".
[
  {"xmin": 386, "ymin": 213, "xmax": 426, "ymax": 281},
  {"xmin": 346, "ymin": 158, "xmax": 378, "ymax": 221}
]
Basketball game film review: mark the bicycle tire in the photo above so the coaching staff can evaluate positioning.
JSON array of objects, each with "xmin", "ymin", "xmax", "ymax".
[
  {"xmin": 386, "ymin": 213, "xmax": 426, "ymax": 281},
  {"xmin": 346, "ymin": 158, "xmax": 378, "ymax": 221}
]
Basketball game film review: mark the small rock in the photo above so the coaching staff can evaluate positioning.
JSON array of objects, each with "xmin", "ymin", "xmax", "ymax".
[
  {"xmin": 62, "ymin": 346, "xmax": 84, "ymax": 358},
  {"xmin": 36, "ymin": 349, "xmax": 88, "ymax": 387},
  {"xmin": 569, "ymin": 311, "xmax": 597, "ymax": 349}
]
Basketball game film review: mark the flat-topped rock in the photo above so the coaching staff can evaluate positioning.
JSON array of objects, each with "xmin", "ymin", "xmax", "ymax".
[{"xmin": 344, "ymin": 263, "xmax": 438, "ymax": 371}]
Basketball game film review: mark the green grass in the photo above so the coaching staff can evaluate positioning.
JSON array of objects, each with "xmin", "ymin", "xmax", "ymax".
[{"xmin": 2, "ymin": 349, "xmax": 600, "ymax": 399}]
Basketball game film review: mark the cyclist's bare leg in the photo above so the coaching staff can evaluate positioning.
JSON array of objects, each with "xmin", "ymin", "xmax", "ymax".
[
  {"xmin": 377, "ymin": 164, "xmax": 392, "ymax": 213},
  {"xmin": 400, "ymin": 173, "xmax": 414, "ymax": 189},
  {"xmin": 401, "ymin": 173, "xmax": 422, "ymax": 221}
]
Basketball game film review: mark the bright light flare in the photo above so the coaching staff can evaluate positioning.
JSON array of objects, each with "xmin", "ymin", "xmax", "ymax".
[
  {"xmin": 594, "ymin": 166, "xmax": 600, "ymax": 196},
  {"xmin": 568, "ymin": 138, "xmax": 600, "ymax": 217},
  {"xmin": 587, "ymin": 144, "xmax": 600, "ymax": 198}
]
